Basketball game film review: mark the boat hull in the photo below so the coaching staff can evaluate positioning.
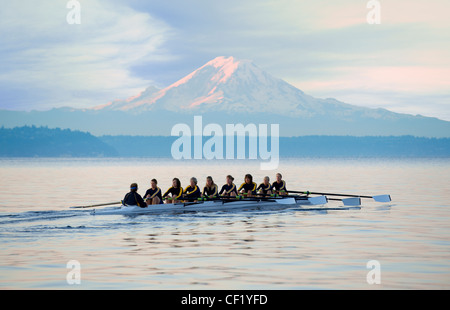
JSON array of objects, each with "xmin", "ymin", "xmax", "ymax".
[{"xmin": 90, "ymin": 197, "xmax": 323, "ymax": 216}]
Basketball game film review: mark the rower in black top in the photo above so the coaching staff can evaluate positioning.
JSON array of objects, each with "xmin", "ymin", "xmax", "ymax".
[
  {"xmin": 183, "ymin": 177, "xmax": 201, "ymax": 201},
  {"xmin": 219, "ymin": 175, "xmax": 237, "ymax": 197},
  {"xmin": 272, "ymin": 173, "xmax": 287, "ymax": 196},
  {"xmin": 163, "ymin": 178, "xmax": 183, "ymax": 203},
  {"xmin": 238, "ymin": 174, "xmax": 257, "ymax": 196},
  {"xmin": 257, "ymin": 176, "xmax": 273, "ymax": 195},
  {"xmin": 123, "ymin": 183, "xmax": 147, "ymax": 208},
  {"xmin": 203, "ymin": 176, "xmax": 218, "ymax": 198},
  {"xmin": 144, "ymin": 179, "xmax": 163, "ymax": 205}
]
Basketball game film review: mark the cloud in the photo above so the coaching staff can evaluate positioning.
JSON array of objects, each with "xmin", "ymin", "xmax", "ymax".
[
  {"xmin": 287, "ymin": 63, "xmax": 450, "ymax": 121},
  {"xmin": 0, "ymin": 0, "xmax": 173, "ymax": 110},
  {"xmin": 0, "ymin": 0, "xmax": 449, "ymax": 121}
]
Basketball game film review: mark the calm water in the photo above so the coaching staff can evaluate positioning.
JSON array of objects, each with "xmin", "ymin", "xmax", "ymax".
[{"xmin": 0, "ymin": 157, "xmax": 449, "ymax": 289}]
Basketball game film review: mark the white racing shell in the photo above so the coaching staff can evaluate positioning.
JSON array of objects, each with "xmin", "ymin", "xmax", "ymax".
[{"xmin": 90, "ymin": 196, "xmax": 328, "ymax": 215}]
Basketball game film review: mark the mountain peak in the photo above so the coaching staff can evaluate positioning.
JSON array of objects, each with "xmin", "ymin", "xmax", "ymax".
[
  {"xmin": 169, "ymin": 56, "xmax": 241, "ymax": 90},
  {"xmin": 97, "ymin": 56, "xmax": 263, "ymax": 112},
  {"xmin": 203, "ymin": 56, "xmax": 241, "ymax": 84},
  {"xmin": 93, "ymin": 56, "xmax": 364, "ymax": 117},
  {"xmin": 206, "ymin": 55, "xmax": 238, "ymax": 67},
  {"xmin": 204, "ymin": 56, "xmax": 253, "ymax": 69}
]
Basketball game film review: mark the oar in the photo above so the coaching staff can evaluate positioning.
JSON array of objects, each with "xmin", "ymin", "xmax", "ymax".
[
  {"xmin": 306, "ymin": 195, "xmax": 328, "ymax": 205},
  {"xmin": 69, "ymin": 201, "xmax": 122, "ymax": 209},
  {"xmin": 281, "ymin": 195, "xmax": 358, "ymax": 206},
  {"xmin": 194, "ymin": 194, "xmax": 355, "ymax": 207},
  {"xmin": 198, "ymin": 195, "xmax": 327, "ymax": 206},
  {"xmin": 199, "ymin": 194, "xmax": 293, "ymax": 201},
  {"xmin": 225, "ymin": 196, "xmax": 298, "ymax": 205},
  {"xmin": 327, "ymin": 197, "xmax": 361, "ymax": 206},
  {"xmin": 239, "ymin": 193, "xmax": 328, "ymax": 206},
  {"xmin": 288, "ymin": 191, "xmax": 391, "ymax": 203}
]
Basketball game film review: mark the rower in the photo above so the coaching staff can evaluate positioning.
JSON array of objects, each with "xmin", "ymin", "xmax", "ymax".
[
  {"xmin": 257, "ymin": 176, "xmax": 273, "ymax": 196},
  {"xmin": 122, "ymin": 183, "xmax": 147, "ymax": 208},
  {"xmin": 272, "ymin": 173, "xmax": 288, "ymax": 196},
  {"xmin": 183, "ymin": 177, "xmax": 201, "ymax": 201},
  {"xmin": 238, "ymin": 174, "xmax": 257, "ymax": 197},
  {"xmin": 144, "ymin": 179, "xmax": 163, "ymax": 205},
  {"xmin": 202, "ymin": 176, "xmax": 218, "ymax": 198},
  {"xmin": 163, "ymin": 178, "xmax": 183, "ymax": 203},
  {"xmin": 219, "ymin": 175, "xmax": 237, "ymax": 197}
]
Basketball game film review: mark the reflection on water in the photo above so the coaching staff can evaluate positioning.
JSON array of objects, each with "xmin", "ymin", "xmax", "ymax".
[{"xmin": 0, "ymin": 158, "xmax": 449, "ymax": 289}]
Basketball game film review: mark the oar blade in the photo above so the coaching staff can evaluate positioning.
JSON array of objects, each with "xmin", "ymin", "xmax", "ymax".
[
  {"xmin": 275, "ymin": 197, "xmax": 296, "ymax": 205},
  {"xmin": 307, "ymin": 195, "xmax": 328, "ymax": 205},
  {"xmin": 341, "ymin": 197, "xmax": 361, "ymax": 206},
  {"xmin": 372, "ymin": 195, "xmax": 391, "ymax": 203}
]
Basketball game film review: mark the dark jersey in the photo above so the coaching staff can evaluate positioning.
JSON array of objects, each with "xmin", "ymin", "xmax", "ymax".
[
  {"xmin": 203, "ymin": 184, "xmax": 218, "ymax": 197},
  {"xmin": 144, "ymin": 187, "xmax": 163, "ymax": 204},
  {"xmin": 272, "ymin": 180, "xmax": 287, "ymax": 192},
  {"xmin": 219, "ymin": 183, "xmax": 237, "ymax": 196},
  {"xmin": 238, "ymin": 182, "xmax": 257, "ymax": 195},
  {"xmin": 123, "ymin": 191, "xmax": 146, "ymax": 208},
  {"xmin": 163, "ymin": 186, "xmax": 183, "ymax": 199},
  {"xmin": 257, "ymin": 183, "xmax": 272, "ymax": 194},
  {"xmin": 183, "ymin": 185, "xmax": 201, "ymax": 200},
  {"xmin": 202, "ymin": 184, "xmax": 219, "ymax": 196}
]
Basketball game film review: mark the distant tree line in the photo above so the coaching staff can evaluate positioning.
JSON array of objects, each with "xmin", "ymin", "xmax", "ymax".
[
  {"xmin": 279, "ymin": 135, "xmax": 450, "ymax": 157},
  {"xmin": 0, "ymin": 126, "xmax": 117, "ymax": 157},
  {"xmin": 100, "ymin": 135, "xmax": 450, "ymax": 158},
  {"xmin": 1, "ymin": 126, "xmax": 449, "ymax": 158}
]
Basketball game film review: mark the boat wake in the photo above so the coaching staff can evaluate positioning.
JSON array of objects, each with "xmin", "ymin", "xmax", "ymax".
[
  {"xmin": 0, "ymin": 203, "xmax": 362, "ymax": 225},
  {"xmin": 0, "ymin": 202, "xmax": 363, "ymax": 239},
  {"xmin": 0, "ymin": 209, "xmax": 88, "ymax": 226}
]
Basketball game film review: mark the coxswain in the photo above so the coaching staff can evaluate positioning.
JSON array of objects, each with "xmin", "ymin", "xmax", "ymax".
[{"xmin": 122, "ymin": 183, "xmax": 147, "ymax": 208}]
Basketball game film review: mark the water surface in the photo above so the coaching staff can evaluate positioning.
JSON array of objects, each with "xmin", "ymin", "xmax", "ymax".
[{"xmin": 0, "ymin": 158, "xmax": 449, "ymax": 289}]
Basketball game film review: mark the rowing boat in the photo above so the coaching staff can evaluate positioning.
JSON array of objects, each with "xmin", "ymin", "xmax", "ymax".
[{"xmin": 90, "ymin": 195, "xmax": 328, "ymax": 216}]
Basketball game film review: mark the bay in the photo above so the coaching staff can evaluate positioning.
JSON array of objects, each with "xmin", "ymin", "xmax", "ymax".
[{"xmin": 0, "ymin": 157, "xmax": 449, "ymax": 289}]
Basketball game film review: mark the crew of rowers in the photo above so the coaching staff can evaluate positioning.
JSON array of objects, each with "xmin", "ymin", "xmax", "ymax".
[{"xmin": 123, "ymin": 173, "xmax": 288, "ymax": 207}]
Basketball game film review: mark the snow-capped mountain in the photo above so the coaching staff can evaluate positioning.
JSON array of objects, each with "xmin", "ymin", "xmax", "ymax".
[
  {"xmin": 1, "ymin": 56, "xmax": 449, "ymax": 137},
  {"xmin": 97, "ymin": 56, "xmax": 383, "ymax": 118}
]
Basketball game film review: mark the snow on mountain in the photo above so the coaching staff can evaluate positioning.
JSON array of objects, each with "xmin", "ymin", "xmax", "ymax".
[
  {"xmin": 98, "ymin": 85, "xmax": 161, "ymax": 111},
  {"xmin": 92, "ymin": 55, "xmax": 440, "ymax": 130},
  {"xmin": 2, "ymin": 58, "xmax": 449, "ymax": 137},
  {"xmin": 97, "ymin": 56, "xmax": 375, "ymax": 117}
]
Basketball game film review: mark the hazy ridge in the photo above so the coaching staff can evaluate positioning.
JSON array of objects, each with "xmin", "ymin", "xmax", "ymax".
[{"xmin": 1, "ymin": 126, "xmax": 449, "ymax": 158}]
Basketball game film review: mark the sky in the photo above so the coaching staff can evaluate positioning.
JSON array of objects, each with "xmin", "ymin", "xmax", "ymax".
[{"xmin": 0, "ymin": 0, "xmax": 449, "ymax": 120}]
